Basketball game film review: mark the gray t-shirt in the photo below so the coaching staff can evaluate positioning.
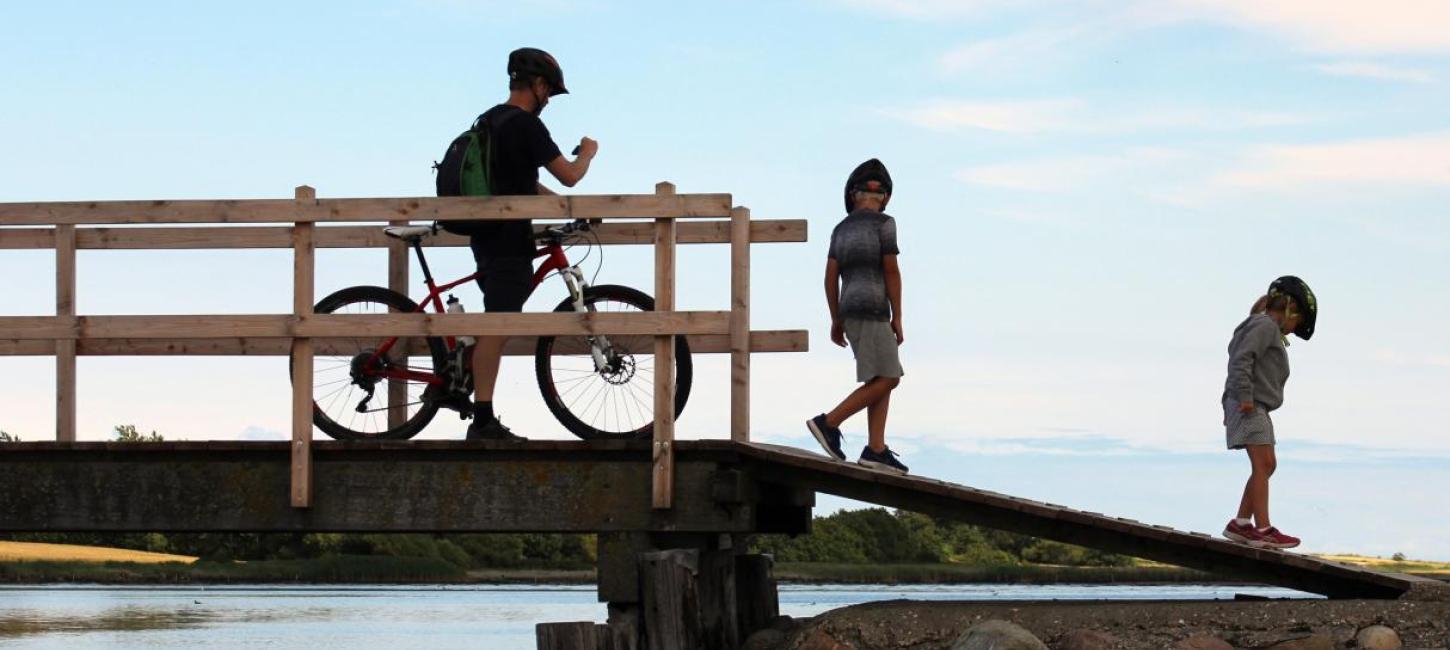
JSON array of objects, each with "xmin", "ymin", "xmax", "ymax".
[
  {"xmin": 1223, "ymin": 313, "xmax": 1290, "ymax": 411},
  {"xmin": 828, "ymin": 208, "xmax": 900, "ymax": 321}
]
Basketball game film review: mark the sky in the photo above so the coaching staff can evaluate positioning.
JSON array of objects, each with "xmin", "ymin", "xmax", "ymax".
[{"xmin": 1, "ymin": 1, "xmax": 1448, "ymax": 560}]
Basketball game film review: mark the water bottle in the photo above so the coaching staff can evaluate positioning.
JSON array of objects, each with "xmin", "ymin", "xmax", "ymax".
[{"xmin": 445, "ymin": 295, "xmax": 476, "ymax": 347}]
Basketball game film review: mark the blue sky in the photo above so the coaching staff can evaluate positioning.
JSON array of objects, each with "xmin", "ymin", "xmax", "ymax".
[{"xmin": 2, "ymin": 1, "xmax": 1448, "ymax": 559}]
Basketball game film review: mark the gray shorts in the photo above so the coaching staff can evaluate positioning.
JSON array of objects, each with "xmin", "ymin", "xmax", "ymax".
[
  {"xmin": 844, "ymin": 319, "xmax": 904, "ymax": 383},
  {"xmin": 1224, "ymin": 398, "xmax": 1275, "ymax": 449}
]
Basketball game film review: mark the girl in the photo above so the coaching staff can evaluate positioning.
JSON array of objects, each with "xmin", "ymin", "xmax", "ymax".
[{"xmin": 1221, "ymin": 276, "xmax": 1318, "ymax": 549}]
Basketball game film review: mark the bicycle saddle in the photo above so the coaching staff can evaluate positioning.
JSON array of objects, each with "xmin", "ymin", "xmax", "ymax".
[{"xmin": 382, "ymin": 225, "xmax": 436, "ymax": 242}]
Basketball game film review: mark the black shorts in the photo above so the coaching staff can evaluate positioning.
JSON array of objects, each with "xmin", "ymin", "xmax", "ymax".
[{"xmin": 470, "ymin": 248, "xmax": 533, "ymax": 313}]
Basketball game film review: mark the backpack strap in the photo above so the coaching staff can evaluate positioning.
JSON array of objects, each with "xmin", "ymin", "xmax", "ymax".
[{"xmin": 473, "ymin": 108, "xmax": 525, "ymax": 195}]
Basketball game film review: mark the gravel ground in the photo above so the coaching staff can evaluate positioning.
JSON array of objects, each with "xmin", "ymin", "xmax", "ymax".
[{"xmin": 772, "ymin": 598, "xmax": 1450, "ymax": 649}]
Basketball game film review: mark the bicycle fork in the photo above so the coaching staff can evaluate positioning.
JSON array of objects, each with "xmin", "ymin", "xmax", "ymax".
[{"xmin": 563, "ymin": 266, "xmax": 615, "ymax": 373}]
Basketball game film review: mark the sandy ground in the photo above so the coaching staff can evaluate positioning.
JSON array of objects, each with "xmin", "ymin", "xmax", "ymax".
[
  {"xmin": 777, "ymin": 598, "xmax": 1450, "ymax": 649},
  {"xmin": 0, "ymin": 541, "xmax": 196, "ymax": 564}
]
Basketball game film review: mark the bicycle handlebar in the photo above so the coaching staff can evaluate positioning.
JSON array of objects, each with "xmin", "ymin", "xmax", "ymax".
[{"xmin": 535, "ymin": 218, "xmax": 592, "ymax": 241}]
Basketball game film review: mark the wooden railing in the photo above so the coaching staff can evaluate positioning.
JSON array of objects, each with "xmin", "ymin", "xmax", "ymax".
[{"xmin": 0, "ymin": 182, "xmax": 808, "ymax": 510}]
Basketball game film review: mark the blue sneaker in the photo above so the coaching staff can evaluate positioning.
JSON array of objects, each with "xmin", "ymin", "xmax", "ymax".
[
  {"xmin": 858, "ymin": 445, "xmax": 908, "ymax": 475},
  {"xmin": 807, "ymin": 414, "xmax": 846, "ymax": 461}
]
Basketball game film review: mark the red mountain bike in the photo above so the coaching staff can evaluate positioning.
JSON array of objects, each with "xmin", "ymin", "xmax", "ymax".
[{"xmin": 294, "ymin": 220, "xmax": 692, "ymax": 440}]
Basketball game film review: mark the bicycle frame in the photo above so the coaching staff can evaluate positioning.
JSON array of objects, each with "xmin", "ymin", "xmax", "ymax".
[{"xmin": 367, "ymin": 235, "xmax": 593, "ymax": 387}]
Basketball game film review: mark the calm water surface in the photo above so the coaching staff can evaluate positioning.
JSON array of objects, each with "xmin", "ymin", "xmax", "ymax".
[{"xmin": 0, "ymin": 584, "xmax": 1313, "ymax": 649}]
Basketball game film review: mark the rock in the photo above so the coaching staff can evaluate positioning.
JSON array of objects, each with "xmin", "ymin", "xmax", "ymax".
[
  {"xmin": 1265, "ymin": 633, "xmax": 1333, "ymax": 650},
  {"xmin": 742, "ymin": 627, "xmax": 786, "ymax": 650},
  {"xmin": 1356, "ymin": 625, "xmax": 1402, "ymax": 650},
  {"xmin": 798, "ymin": 627, "xmax": 853, "ymax": 650},
  {"xmin": 1172, "ymin": 635, "xmax": 1234, "ymax": 650},
  {"xmin": 1056, "ymin": 629, "xmax": 1121, "ymax": 650},
  {"xmin": 951, "ymin": 619, "xmax": 1048, "ymax": 650}
]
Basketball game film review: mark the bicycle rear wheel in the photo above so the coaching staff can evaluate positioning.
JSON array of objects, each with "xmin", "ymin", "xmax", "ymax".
[
  {"xmin": 535, "ymin": 284, "xmax": 693, "ymax": 440},
  {"xmin": 291, "ymin": 285, "xmax": 447, "ymax": 440}
]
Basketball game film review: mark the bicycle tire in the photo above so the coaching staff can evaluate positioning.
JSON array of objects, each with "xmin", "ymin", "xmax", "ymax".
[
  {"xmin": 535, "ymin": 284, "xmax": 693, "ymax": 440},
  {"xmin": 290, "ymin": 285, "xmax": 448, "ymax": 440}
]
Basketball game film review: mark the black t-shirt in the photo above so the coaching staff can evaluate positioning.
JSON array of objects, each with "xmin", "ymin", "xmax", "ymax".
[{"xmin": 471, "ymin": 104, "xmax": 563, "ymax": 258}]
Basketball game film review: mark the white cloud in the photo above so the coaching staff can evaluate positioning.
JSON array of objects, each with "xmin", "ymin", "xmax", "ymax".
[
  {"xmin": 887, "ymin": 98, "xmax": 1304, "ymax": 135},
  {"xmin": 238, "ymin": 425, "xmax": 286, "ymax": 441},
  {"xmin": 939, "ymin": 26, "xmax": 1087, "ymax": 73},
  {"xmin": 844, "ymin": 0, "xmax": 1450, "ymax": 61},
  {"xmin": 955, "ymin": 147, "xmax": 1198, "ymax": 192},
  {"xmin": 1313, "ymin": 61, "xmax": 1435, "ymax": 84},
  {"xmin": 835, "ymin": 0, "xmax": 1023, "ymax": 18},
  {"xmin": 1216, "ymin": 131, "xmax": 1450, "ymax": 188},
  {"xmin": 1159, "ymin": 0, "xmax": 1450, "ymax": 55}
]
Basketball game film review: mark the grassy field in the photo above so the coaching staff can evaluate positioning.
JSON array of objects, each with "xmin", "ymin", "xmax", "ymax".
[
  {"xmin": 0, "ymin": 541, "xmax": 197, "ymax": 564},
  {"xmin": 1318, "ymin": 554, "xmax": 1450, "ymax": 575},
  {"xmin": 3, "ymin": 541, "xmax": 1446, "ymax": 585}
]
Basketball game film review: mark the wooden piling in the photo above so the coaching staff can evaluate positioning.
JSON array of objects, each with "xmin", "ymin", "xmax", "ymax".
[
  {"xmin": 290, "ymin": 185, "xmax": 316, "ymax": 508},
  {"xmin": 535, "ymin": 622, "xmax": 598, "ymax": 650}
]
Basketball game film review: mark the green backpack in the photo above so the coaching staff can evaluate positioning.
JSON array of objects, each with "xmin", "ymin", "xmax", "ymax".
[{"xmin": 433, "ymin": 111, "xmax": 519, "ymax": 235}]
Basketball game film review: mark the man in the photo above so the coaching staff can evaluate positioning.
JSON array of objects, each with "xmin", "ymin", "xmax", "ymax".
[
  {"xmin": 806, "ymin": 159, "xmax": 909, "ymax": 475},
  {"xmin": 466, "ymin": 47, "xmax": 598, "ymax": 441}
]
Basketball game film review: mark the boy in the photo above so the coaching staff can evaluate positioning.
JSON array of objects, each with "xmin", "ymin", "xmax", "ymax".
[{"xmin": 807, "ymin": 159, "xmax": 908, "ymax": 475}]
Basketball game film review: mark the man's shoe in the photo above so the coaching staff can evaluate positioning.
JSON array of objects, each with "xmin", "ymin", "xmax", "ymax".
[
  {"xmin": 1250, "ymin": 526, "xmax": 1300, "ymax": 550},
  {"xmin": 1222, "ymin": 519, "xmax": 1257, "ymax": 544},
  {"xmin": 857, "ymin": 445, "xmax": 908, "ymax": 475},
  {"xmin": 807, "ymin": 414, "xmax": 846, "ymax": 461},
  {"xmin": 465, "ymin": 418, "xmax": 528, "ymax": 442}
]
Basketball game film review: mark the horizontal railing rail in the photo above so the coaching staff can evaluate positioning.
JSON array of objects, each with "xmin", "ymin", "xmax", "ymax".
[{"xmin": 0, "ymin": 181, "xmax": 809, "ymax": 512}]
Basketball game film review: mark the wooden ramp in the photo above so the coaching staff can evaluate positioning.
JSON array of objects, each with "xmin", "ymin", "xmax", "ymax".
[{"xmin": 720, "ymin": 441, "xmax": 1441, "ymax": 600}]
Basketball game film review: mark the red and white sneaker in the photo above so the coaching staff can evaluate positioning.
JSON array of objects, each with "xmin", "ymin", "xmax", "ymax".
[
  {"xmin": 1252, "ymin": 527, "xmax": 1301, "ymax": 549},
  {"xmin": 1223, "ymin": 519, "xmax": 1257, "ymax": 544}
]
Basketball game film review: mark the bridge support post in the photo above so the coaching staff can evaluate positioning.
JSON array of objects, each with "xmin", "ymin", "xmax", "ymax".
[{"xmin": 577, "ymin": 531, "xmax": 780, "ymax": 650}]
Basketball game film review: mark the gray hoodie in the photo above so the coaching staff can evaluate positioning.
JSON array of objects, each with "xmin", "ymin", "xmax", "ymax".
[{"xmin": 1223, "ymin": 313, "xmax": 1290, "ymax": 411}]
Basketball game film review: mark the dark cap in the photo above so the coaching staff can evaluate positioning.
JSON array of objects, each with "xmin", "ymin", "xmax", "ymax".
[
  {"xmin": 1269, "ymin": 275, "xmax": 1317, "ymax": 340},
  {"xmin": 508, "ymin": 47, "xmax": 568, "ymax": 96},
  {"xmin": 844, "ymin": 158, "xmax": 893, "ymax": 213}
]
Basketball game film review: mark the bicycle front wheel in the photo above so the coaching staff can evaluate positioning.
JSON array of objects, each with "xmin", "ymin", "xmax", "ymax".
[
  {"xmin": 535, "ymin": 284, "xmax": 693, "ymax": 440},
  {"xmin": 292, "ymin": 285, "xmax": 448, "ymax": 440}
]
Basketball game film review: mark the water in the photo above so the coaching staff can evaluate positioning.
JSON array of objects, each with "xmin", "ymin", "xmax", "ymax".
[{"xmin": 0, "ymin": 583, "xmax": 1313, "ymax": 649}]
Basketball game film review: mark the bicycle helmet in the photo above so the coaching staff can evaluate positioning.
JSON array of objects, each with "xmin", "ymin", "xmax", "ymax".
[
  {"xmin": 844, "ymin": 158, "xmax": 893, "ymax": 213},
  {"xmin": 508, "ymin": 47, "xmax": 569, "ymax": 96},
  {"xmin": 1268, "ymin": 275, "xmax": 1317, "ymax": 340}
]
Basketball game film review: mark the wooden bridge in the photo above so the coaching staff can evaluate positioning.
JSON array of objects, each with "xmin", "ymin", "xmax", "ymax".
[{"xmin": 1, "ymin": 189, "xmax": 1443, "ymax": 649}]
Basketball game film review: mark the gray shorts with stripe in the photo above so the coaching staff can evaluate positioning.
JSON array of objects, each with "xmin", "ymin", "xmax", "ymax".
[{"xmin": 1223, "ymin": 398, "xmax": 1275, "ymax": 449}]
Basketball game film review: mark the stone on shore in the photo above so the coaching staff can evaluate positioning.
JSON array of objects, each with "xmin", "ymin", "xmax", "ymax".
[
  {"xmin": 798, "ymin": 627, "xmax": 854, "ymax": 650},
  {"xmin": 1355, "ymin": 625, "xmax": 1402, "ymax": 650},
  {"xmin": 1056, "ymin": 629, "xmax": 1122, "ymax": 650},
  {"xmin": 1171, "ymin": 635, "xmax": 1234, "ymax": 650},
  {"xmin": 951, "ymin": 619, "xmax": 1048, "ymax": 650},
  {"xmin": 1264, "ymin": 633, "xmax": 1333, "ymax": 650}
]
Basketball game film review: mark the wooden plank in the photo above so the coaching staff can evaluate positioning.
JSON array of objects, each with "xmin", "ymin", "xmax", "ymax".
[
  {"xmin": 54, "ymin": 224, "xmax": 76, "ymax": 442},
  {"xmin": 535, "ymin": 622, "xmax": 597, "ymax": 650},
  {"xmin": 0, "ymin": 220, "xmax": 807, "ymax": 250},
  {"xmin": 0, "ymin": 228, "xmax": 54, "ymax": 249},
  {"xmin": 652, "ymin": 183, "xmax": 677, "ymax": 511},
  {"xmin": 0, "ymin": 311, "xmax": 733, "ymax": 340},
  {"xmin": 0, "ymin": 329, "xmax": 809, "ymax": 357},
  {"xmin": 291, "ymin": 186, "xmax": 315, "ymax": 509},
  {"xmin": 729, "ymin": 207, "xmax": 750, "ymax": 443},
  {"xmin": 0, "ymin": 193, "xmax": 732, "ymax": 225},
  {"xmin": 640, "ymin": 549, "xmax": 700, "ymax": 650},
  {"xmin": 387, "ymin": 220, "xmax": 410, "ymax": 431},
  {"xmin": 735, "ymin": 555, "xmax": 778, "ymax": 642}
]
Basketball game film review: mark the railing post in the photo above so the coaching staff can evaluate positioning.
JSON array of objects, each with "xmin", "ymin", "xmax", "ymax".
[
  {"xmin": 55, "ymin": 224, "xmax": 76, "ymax": 442},
  {"xmin": 729, "ymin": 206, "xmax": 750, "ymax": 443},
  {"xmin": 387, "ymin": 219, "xmax": 410, "ymax": 430},
  {"xmin": 290, "ymin": 185, "xmax": 316, "ymax": 508},
  {"xmin": 653, "ymin": 181, "xmax": 677, "ymax": 510}
]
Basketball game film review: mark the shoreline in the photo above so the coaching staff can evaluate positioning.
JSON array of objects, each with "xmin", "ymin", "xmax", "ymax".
[{"xmin": 0, "ymin": 559, "xmax": 1342, "ymax": 587}]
